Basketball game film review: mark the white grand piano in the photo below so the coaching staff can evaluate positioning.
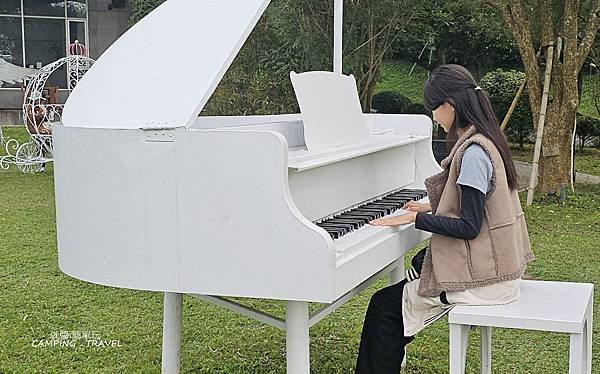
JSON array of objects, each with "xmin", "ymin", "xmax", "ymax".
[{"xmin": 52, "ymin": 0, "xmax": 442, "ymax": 373}]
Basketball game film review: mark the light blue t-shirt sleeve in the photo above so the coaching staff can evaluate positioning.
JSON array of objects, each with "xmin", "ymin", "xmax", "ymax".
[{"xmin": 457, "ymin": 144, "xmax": 493, "ymax": 194}]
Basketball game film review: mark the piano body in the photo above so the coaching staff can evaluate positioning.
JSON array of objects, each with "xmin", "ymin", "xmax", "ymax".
[{"xmin": 52, "ymin": 0, "xmax": 442, "ymax": 373}]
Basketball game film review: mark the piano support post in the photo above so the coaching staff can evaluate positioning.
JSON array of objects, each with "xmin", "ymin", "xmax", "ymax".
[
  {"xmin": 285, "ymin": 301, "xmax": 310, "ymax": 374},
  {"xmin": 162, "ymin": 292, "xmax": 183, "ymax": 374}
]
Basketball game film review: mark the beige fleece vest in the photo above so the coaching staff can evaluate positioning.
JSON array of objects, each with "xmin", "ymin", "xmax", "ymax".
[{"xmin": 418, "ymin": 127, "xmax": 534, "ymax": 298}]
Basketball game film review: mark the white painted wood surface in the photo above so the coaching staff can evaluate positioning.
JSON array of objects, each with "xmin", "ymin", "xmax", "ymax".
[
  {"xmin": 175, "ymin": 129, "xmax": 334, "ymax": 302},
  {"xmin": 449, "ymin": 280, "xmax": 593, "ymax": 333},
  {"xmin": 333, "ymin": 0, "xmax": 343, "ymax": 73},
  {"xmin": 62, "ymin": 0, "xmax": 271, "ymax": 129},
  {"xmin": 449, "ymin": 280, "xmax": 594, "ymax": 374},
  {"xmin": 161, "ymin": 293, "xmax": 182, "ymax": 374},
  {"xmin": 285, "ymin": 301, "xmax": 310, "ymax": 374},
  {"xmin": 53, "ymin": 114, "xmax": 439, "ymax": 303},
  {"xmin": 290, "ymin": 71, "xmax": 370, "ymax": 151}
]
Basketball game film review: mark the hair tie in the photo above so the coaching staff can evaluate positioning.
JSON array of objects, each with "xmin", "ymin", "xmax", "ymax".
[{"xmin": 474, "ymin": 86, "xmax": 483, "ymax": 91}]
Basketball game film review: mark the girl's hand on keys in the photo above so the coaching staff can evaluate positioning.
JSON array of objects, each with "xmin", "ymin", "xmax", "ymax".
[
  {"xmin": 403, "ymin": 201, "xmax": 431, "ymax": 213},
  {"xmin": 369, "ymin": 212, "xmax": 417, "ymax": 226}
]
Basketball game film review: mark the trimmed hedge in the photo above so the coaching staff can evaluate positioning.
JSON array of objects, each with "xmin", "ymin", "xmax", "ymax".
[
  {"xmin": 371, "ymin": 91, "xmax": 411, "ymax": 114},
  {"xmin": 404, "ymin": 102, "xmax": 431, "ymax": 116}
]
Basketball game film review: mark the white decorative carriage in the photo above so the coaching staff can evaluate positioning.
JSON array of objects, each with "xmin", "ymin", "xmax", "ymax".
[{"xmin": 1, "ymin": 55, "xmax": 94, "ymax": 173}]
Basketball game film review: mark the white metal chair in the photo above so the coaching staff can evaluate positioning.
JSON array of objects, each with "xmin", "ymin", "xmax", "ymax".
[{"xmin": 448, "ymin": 280, "xmax": 593, "ymax": 374}]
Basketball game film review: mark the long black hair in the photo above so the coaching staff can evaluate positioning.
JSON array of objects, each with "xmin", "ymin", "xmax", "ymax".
[{"xmin": 423, "ymin": 64, "xmax": 518, "ymax": 190}]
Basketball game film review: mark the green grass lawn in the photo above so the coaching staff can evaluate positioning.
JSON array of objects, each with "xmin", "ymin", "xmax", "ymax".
[
  {"xmin": 375, "ymin": 61, "xmax": 429, "ymax": 103},
  {"xmin": 1, "ymin": 128, "xmax": 600, "ymax": 372},
  {"xmin": 1, "ymin": 127, "xmax": 31, "ymax": 149},
  {"xmin": 376, "ymin": 60, "xmax": 600, "ymax": 120}
]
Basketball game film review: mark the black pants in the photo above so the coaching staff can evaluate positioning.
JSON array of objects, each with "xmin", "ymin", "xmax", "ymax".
[{"xmin": 355, "ymin": 280, "xmax": 414, "ymax": 374}]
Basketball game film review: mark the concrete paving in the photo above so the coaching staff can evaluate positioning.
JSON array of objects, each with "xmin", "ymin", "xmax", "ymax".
[{"xmin": 514, "ymin": 160, "xmax": 600, "ymax": 190}]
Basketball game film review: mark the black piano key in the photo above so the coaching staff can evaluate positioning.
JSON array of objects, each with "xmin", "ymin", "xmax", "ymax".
[
  {"xmin": 402, "ymin": 190, "xmax": 427, "ymax": 199},
  {"xmin": 378, "ymin": 199, "xmax": 407, "ymax": 210},
  {"xmin": 324, "ymin": 230, "xmax": 340, "ymax": 239},
  {"xmin": 320, "ymin": 227, "xmax": 343, "ymax": 239},
  {"xmin": 327, "ymin": 219, "xmax": 362, "ymax": 230},
  {"xmin": 336, "ymin": 214, "xmax": 371, "ymax": 224},
  {"xmin": 318, "ymin": 223, "xmax": 352, "ymax": 234},
  {"xmin": 313, "ymin": 189, "xmax": 428, "ymax": 240},
  {"xmin": 377, "ymin": 199, "xmax": 405, "ymax": 208},
  {"xmin": 384, "ymin": 196, "xmax": 411, "ymax": 202},
  {"xmin": 340, "ymin": 212, "xmax": 378, "ymax": 221},
  {"xmin": 354, "ymin": 209, "xmax": 385, "ymax": 219},
  {"xmin": 392, "ymin": 191, "xmax": 419, "ymax": 198},
  {"xmin": 324, "ymin": 221, "xmax": 355, "ymax": 230},
  {"xmin": 404, "ymin": 188, "xmax": 427, "ymax": 197},
  {"xmin": 366, "ymin": 203, "xmax": 398, "ymax": 214},
  {"xmin": 362, "ymin": 202, "xmax": 394, "ymax": 211}
]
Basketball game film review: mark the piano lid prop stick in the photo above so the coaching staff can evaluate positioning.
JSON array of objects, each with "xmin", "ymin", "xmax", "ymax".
[{"xmin": 334, "ymin": 0, "xmax": 343, "ymax": 73}]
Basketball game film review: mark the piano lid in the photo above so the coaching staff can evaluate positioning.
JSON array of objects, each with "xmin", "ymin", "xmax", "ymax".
[{"xmin": 62, "ymin": 0, "xmax": 271, "ymax": 129}]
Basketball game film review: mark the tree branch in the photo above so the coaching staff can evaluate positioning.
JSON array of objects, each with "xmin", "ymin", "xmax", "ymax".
[
  {"xmin": 489, "ymin": 0, "xmax": 543, "ymax": 111},
  {"xmin": 577, "ymin": 0, "xmax": 600, "ymax": 69},
  {"xmin": 561, "ymin": 0, "xmax": 580, "ymax": 80},
  {"xmin": 538, "ymin": 0, "xmax": 555, "ymax": 45}
]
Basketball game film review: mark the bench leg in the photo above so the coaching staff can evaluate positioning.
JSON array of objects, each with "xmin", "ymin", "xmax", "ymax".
[
  {"xmin": 449, "ymin": 323, "xmax": 470, "ymax": 374},
  {"xmin": 570, "ymin": 295, "xmax": 594, "ymax": 374},
  {"xmin": 584, "ymin": 298, "xmax": 593, "ymax": 374},
  {"xmin": 480, "ymin": 326, "xmax": 492, "ymax": 374},
  {"xmin": 569, "ymin": 332, "xmax": 584, "ymax": 374}
]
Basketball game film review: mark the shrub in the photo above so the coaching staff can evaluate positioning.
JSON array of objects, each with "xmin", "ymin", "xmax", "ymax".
[
  {"xmin": 371, "ymin": 91, "xmax": 411, "ymax": 114},
  {"xmin": 403, "ymin": 102, "xmax": 431, "ymax": 116},
  {"xmin": 480, "ymin": 69, "xmax": 533, "ymax": 148},
  {"xmin": 576, "ymin": 113, "xmax": 600, "ymax": 150},
  {"xmin": 129, "ymin": 0, "xmax": 165, "ymax": 25}
]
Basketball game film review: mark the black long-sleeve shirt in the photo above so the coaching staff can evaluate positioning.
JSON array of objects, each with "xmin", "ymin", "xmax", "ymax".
[{"xmin": 415, "ymin": 185, "xmax": 486, "ymax": 240}]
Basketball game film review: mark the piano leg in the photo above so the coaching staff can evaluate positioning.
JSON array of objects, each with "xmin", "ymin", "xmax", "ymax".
[
  {"xmin": 162, "ymin": 292, "xmax": 183, "ymax": 374},
  {"xmin": 285, "ymin": 301, "xmax": 310, "ymax": 374},
  {"xmin": 388, "ymin": 258, "xmax": 405, "ymax": 286}
]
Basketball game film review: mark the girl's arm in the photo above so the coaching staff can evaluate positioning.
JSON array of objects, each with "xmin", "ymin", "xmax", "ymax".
[{"xmin": 415, "ymin": 185, "xmax": 485, "ymax": 240}]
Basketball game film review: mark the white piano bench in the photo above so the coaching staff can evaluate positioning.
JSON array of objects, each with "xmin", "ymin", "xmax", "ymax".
[{"xmin": 447, "ymin": 280, "xmax": 594, "ymax": 374}]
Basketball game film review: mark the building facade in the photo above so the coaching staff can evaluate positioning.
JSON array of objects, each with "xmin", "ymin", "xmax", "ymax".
[{"xmin": 0, "ymin": 0, "xmax": 132, "ymax": 116}]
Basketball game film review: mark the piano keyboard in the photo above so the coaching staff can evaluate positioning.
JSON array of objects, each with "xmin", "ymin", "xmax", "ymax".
[{"xmin": 315, "ymin": 189, "xmax": 427, "ymax": 239}]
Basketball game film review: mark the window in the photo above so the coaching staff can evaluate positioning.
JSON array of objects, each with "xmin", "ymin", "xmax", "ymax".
[
  {"xmin": 110, "ymin": 0, "xmax": 126, "ymax": 9},
  {"xmin": 69, "ymin": 20, "xmax": 85, "ymax": 45},
  {"xmin": 25, "ymin": 18, "xmax": 67, "ymax": 86},
  {"xmin": 0, "ymin": 0, "xmax": 21, "ymax": 15},
  {"xmin": 0, "ymin": 1, "xmax": 88, "ymax": 88},
  {"xmin": 0, "ymin": 17, "xmax": 23, "ymax": 66},
  {"xmin": 67, "ymin": 0, "xmax": 87, "ymax": 18},
  {"xmin": 23, "ymin": 0, "xmax": 65, "ymax": 17}
]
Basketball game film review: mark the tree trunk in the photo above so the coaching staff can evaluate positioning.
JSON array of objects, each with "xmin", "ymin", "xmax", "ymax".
[
  {"xmin": 538, "ymin": 103, "xmax": 577, "ymax": 192},
  {"xmin": 436, "ymin": 44, "xmax": 446, "ymax": 67},
  {"xmin": 519, "ymin": 135, "xmax": 524, "ymax": 149}
]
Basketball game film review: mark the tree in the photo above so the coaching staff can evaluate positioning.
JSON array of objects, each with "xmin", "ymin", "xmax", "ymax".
[
  {"xmin": 131, "ymin": 0, "xmax": 424, "ymax": 114},
  {"xmin": 392, "ymin": 1, "xmax": 520, "ymax": 78},
  {"xmin": 480, "ymin": 69, "xmax": 534, "ymax": 149},
  {"xmin": 488, "ymin": 0, "xmax": 600, "ymax": 193},
  {"xmin": 129, "ymin": 0, "xmax": 164, "ymax": 25},
  {"xmin": 269, "ymin": 0, "xmax": 422, "ymax": 112}
]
